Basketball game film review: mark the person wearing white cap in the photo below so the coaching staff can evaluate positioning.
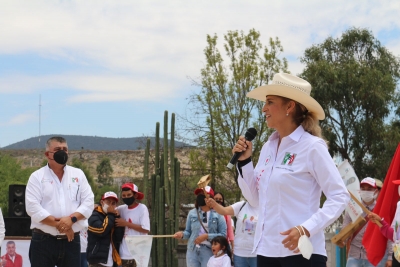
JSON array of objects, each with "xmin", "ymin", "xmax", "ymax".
[
  {"xmin": 232, "ymin": 73, "xmax": 349, "ymax": 266},
  {"xmin": 340, "ymin": 178, "xmax": 393, "ymax": 267},
  {"xmin": 87, "ymin": 192, "xmax": 125, "ymax": 267}
]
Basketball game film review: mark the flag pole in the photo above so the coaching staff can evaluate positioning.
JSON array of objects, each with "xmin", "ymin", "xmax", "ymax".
[
  {"xmin": 348, "ymin": 190, "xmax": 382, "ymax": 227},
  {"xmin": 151, "ymin": 235, "xmax": 175, "ymax": 238}
]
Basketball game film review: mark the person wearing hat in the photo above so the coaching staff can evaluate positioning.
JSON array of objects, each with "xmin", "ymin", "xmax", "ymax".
[
  {"xmin": 173, "ymin": 186, "xmax": 227, "ymax": 267},
  {"xmin": 232, "ymin": 73, "xmax": 349, "ymax": 266},
  {"xmin": 115, "ymin": 183, "xmax": 150, "ymax": 267},
  {"xmin": 87, "ymin": 192, "xmax": 124, "ymax": 267},
  {"xmin": 375, "ymin": 178, "xmax": 384, "ymax": 190},
  {"xmin": 340, "ymin": 177, "xmax": 392, "ymax": 267}
]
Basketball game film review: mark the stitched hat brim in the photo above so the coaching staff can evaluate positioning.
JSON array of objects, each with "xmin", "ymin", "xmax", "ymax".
[
  {"xmin": 102, "ymin": 196, "xmax": 119, "ymax": 201},
  {"xmin": 246, "ymin": 84, "xmax": 325, "ymax": 120}
]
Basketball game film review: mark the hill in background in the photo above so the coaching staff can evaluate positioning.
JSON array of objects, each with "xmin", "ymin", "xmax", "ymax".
[{"xmin": 1, "ymin": 134, "xmax": 193, "ymax": 150}]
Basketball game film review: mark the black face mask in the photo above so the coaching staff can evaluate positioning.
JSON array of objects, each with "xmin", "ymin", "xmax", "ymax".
[
  {"xmin": 196, "ymin": 194, "xmax": 206, "ymax": 207},
  {"xmin": 122, "ymin": 196, "xmax": 135, "ymax": 206},
  {"xmin": 53, "ymin": 150, "xmax": 68, "ymax": 165}
]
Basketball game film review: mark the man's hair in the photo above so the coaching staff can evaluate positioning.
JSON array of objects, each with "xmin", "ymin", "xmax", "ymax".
[
  {"xmin": 6, "ymin": 241, "xmax": 15, "ymax": 246},
  {"xmin": 45, "ymin": 136, "xmax": 67, "ymax": 151}
]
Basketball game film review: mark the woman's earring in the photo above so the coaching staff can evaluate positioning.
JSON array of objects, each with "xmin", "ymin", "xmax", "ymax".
[{"xmin": 286, "ymin": 113, "xmax": 289, "ymax": 116}]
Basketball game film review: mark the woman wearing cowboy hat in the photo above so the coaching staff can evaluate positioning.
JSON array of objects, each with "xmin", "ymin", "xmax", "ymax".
[{"xmin": 232, "ymin": 73, "xmax": 349, "ymax": 267}]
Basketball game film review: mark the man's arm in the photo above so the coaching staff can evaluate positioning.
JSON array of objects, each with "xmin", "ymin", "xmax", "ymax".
[
  {"xmin": 0, "ymin": 209, "xmax": 5, "ymax": 244},
  {"xmin": 115, "ymin": 219, "xmax": 149, "ymax": 233},
  {"xmin": 115, "ymin": 205, "xmax": 150, "ymax": 234},
  {"xmin": 88, "ymin": 212, "xmax": 116, "ymax": 237},
  {"xmin": 58, "ymin": 170, "xmax": 94, "ymax": 231},
  {"xmin": 25, "ymin": 172, "xmax": 54, "ymax": 225}
]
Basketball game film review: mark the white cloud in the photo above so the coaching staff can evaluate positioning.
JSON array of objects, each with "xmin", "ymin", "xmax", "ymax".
[
  {"xmin": 0, "ymin": 73, "xmax": 180, "ymax": 102},
  {"xmin": 0, "ymin": 113, "xmax": 36, "ymax": 126},
  {"xmin": 0, "ymin": 0, "xmax": 399, "ymax": 101}
]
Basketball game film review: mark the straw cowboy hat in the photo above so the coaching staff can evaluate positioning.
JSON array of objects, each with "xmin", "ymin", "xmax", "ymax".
[{"xmin": 246, "ymin": 73, "xmax": 325, "ymax": 120}]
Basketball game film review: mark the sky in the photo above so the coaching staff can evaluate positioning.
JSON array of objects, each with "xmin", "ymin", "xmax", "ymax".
[{"xmin": 0, "ymin": 0, "xmax": 399, "ymax": 148}]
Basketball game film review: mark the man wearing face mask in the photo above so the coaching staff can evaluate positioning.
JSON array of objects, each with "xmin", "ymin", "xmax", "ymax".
[
  {"xmin": 87, "ymin": 192, "xmax": 124, "ymax": 267},
  {"xmin": 340, "ymin": 177, "xmax": 392, "ymax": 267},
  {"xmin": 115, "ymin": 183, "xmax": 150, "ymax": 267},
  {"xmin": 25, "ymin": 136, "xmax": 94, "ymax": 267}
]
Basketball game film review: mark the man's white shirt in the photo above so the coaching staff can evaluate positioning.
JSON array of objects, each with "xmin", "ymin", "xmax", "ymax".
[{"xmin": 26, "ymin": 164, "xmax": 94, "ymax": 235}]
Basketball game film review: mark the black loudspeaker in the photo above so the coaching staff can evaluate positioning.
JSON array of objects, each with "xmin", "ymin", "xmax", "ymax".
[
  {"xmin": 8, "ymin": 184, "xmax": 27, "ymax": 217},
  {"xmin": 4, "ymin": 217, "xmax": 31, "ymax": 236}
]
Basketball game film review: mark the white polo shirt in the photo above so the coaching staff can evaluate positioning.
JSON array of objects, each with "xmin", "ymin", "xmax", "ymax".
[
  {"xmin": 26, "ymin": 164, "xmax": 94, "ymax": 235},
  {"xmin": 238, "ymin": 125, "xmax": 349, "ymax": 257}
]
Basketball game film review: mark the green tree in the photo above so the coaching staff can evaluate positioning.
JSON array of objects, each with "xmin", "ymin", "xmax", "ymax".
[
  {"xmin": 183, "ymin": 29, "xmax": 288, "ymax": 199},
  {"xmin": 300, "ymin": 27, "xmax": 400, "ymax": 179},
  {"xmin": 96, "ymin": 157, "xmax": 114, "ymax": 186},
  {"xmin": 0, "ymin": 153, "xmax": 38, "ymax": 215}
]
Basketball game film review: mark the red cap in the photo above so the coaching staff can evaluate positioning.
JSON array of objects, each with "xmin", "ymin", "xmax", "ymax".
[
  {"xmin": 194, "ymin": 186, "xmax": 214, "ymax": 197},
  {"xmin": 121, "ymin": 183, "xmax": 144, "ymax": 200},
  {"xmin": 101, "ymin": 191, "xmax": 119, "ymax": 202}
]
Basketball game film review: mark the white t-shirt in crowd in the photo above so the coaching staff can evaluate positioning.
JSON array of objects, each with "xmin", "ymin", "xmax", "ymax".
[
  {"xmin": 100, "ymin": 245, "xmax": 113, "ymax": 267},
  {"xmin": 80, "ymin": 228, "xmax": 88, "ymax": 253},
  {"xmin": 198, "ymin": 210, "xmax": 211, "ymax": 246},
  {"xmin": 117, "ymin": 203, "xmax": 150, "ymax": 259},
  {"xmin": 207, "ymin": 254, "xmax": 231, "ymax": 267},
  {"xmin": 231, "ymin": 201, "xmax": 258, "ymax": 257},
  {"xmin": 0, "ymin": 208, "xmax": 5, "ymax": 245}
]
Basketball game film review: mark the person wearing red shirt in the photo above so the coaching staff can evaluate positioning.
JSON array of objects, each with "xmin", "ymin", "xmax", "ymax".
[{"xmin": 1, "ymin": 241, "xmax": 23, "ymax": 267}]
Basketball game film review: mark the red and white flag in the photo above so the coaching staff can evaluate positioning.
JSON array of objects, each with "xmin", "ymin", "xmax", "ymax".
[{"xmin": 363, "ymin": 144, "xmax": 400, "ymax": 266}]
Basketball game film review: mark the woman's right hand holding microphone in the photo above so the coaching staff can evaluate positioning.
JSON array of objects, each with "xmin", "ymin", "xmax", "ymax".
[{"xmin": 233, "ymin": 136, "xmax": 253, "ymax": 161}]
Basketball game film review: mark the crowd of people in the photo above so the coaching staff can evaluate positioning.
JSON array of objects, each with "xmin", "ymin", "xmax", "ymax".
[{"xmin": 0, "ymin": 72, "xmax": 398, "ymax": 267}]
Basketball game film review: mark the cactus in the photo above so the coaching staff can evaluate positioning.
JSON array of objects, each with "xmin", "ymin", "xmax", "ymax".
[
  {"xmin": 147, "ymin": 111, "xmax": 181, "ymax": 267},
  {"xmin": 142, "ymin": 138, "xmax": 150, "ymax": 206}
]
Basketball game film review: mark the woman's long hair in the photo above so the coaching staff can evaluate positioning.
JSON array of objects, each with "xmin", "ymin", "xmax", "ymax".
[
  {"xmin": 211, "ymin": 236, "xmax": 233, "ymax": 265},
  {"xmin": 281, "ymin": 96, "xmax": 324, "ymax": 139},
  {"xmin": 213, "ymin": 192, "xmax": 226, "ymax": 207}
]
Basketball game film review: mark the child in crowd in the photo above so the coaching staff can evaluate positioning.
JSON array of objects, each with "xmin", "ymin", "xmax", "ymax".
[{"xmin": 207, "ymin": 236, "xmax": 232, "ymax": 267}]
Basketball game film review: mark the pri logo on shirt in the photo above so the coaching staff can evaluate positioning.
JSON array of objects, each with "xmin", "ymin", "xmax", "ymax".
[
  {"xmin": 281, "ymin": 152, "xmax": 296, "ymax": 166},
  {"xmin": 264, "ymin": 155, "xmax": 271, "ymax": 166},
  {"xmin": 72, "ymin": 177, "xmax": 79, "ymax": 183}
]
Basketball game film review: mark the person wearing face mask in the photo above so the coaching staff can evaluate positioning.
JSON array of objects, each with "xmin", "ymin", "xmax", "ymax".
[
  {"xmin": 25, "ymin": 136, "xmax": 94, "ymax": 267},
  {"xmin": 173, "ymin": 186, "xmax": 227, "ymax": 267},
  {"xmin": 115, "ymin": 183, "xmax": 150, "ymax": 267},
  {"xmin": 87, "ymin": 192, "xmax": 124, "ymax": 267},
  {"xmin": 339, "ymin": 177, "xmax": 392, "ymax": 267}
]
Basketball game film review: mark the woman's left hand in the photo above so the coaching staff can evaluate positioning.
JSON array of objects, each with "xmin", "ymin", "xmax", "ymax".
[
  {"xmin": 281, "ymin": 226, "xmax": 309, "ymax": 253},
  {"xmin": 194, "ymin": 234, "xmax": 208, "ymax": 244}
]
